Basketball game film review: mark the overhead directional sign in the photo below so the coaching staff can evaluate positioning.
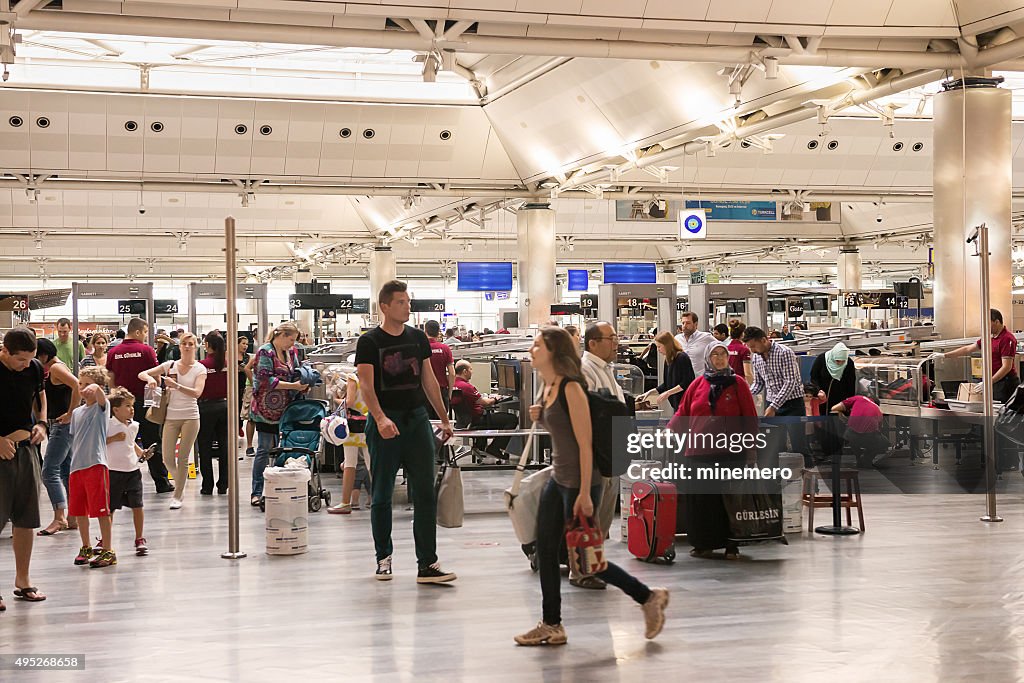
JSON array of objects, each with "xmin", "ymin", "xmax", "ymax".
[{"xmin": 289, "ymin": 293, "xmax": 351, "ymax": 310}]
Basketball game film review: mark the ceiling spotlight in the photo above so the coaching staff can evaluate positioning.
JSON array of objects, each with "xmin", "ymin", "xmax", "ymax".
[
  {"xmin": 421, "ymin": 53, "xmax": 439, "ymax": 83},
  {"xmin": 26, "ymin": 187, "xmax": 39, "ymax": 202},
  {"xmin": 241, "ymin": 193, "xmax": 250, "ymax": 208},
  {"xmin": 463, "ymin": 242, "xmax": 473, "ymax": 253},
  {"xmin": 764, "ymin": 57, "xmax": 779, "ymax": 80}
]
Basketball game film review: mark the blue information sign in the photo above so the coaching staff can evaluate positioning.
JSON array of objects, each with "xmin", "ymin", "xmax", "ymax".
[
  {"xmin": 567, "ymin": 269, "xmax": 589, "ymax": 291},
  {"xmin": 685, "ymin": 200, "xmax": 776, "ymax": 221},
  {"xmin": 603, "ymin": 262, "xmax": 657, "ymax": 284},
  {"xmin": 457, "ymin": 262, "xmax": 513, "ymax": 292}
]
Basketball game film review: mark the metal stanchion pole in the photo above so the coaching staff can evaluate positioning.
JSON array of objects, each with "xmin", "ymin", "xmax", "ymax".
[
  {"xmin": 973, "ymin": 223, "xmax": 1003, "ymax": 523},
  {"xmin": 222, "ymin": 216, "xmax": 248, "ymax": 558}
]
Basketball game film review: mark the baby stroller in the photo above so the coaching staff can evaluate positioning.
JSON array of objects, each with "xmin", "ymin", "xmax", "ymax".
[{"xmin": 260, "ymin": 399, "xmax": 332, "ymax": 513}]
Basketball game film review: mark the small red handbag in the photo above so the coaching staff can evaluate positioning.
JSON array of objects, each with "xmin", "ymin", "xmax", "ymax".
[{"xmin": 565, "ymin": 515, "xmax": 608, "ymax": 578}]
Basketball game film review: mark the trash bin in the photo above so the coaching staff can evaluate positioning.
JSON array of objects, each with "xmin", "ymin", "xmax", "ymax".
[{"xmin": 264, "ymin": 466, "xmax": 311, "ymax": 556}]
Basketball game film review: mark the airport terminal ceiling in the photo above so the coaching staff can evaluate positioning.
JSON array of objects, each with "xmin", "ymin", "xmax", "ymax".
[{"xmin": 4, "ymin": 1, "xmax": 1024, "ymax": 282}]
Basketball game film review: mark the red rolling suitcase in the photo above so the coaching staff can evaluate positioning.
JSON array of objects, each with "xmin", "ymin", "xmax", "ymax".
[{"xmin": 628, "ymin": 481, "xmax": 677, "ymax": 563}]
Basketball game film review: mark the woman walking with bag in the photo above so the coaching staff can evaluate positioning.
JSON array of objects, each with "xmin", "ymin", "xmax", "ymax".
[
  {"xmin": 328, "ymin": 372, "xmax": 371, "ymax": 514},
  {"xmin": 669, "ymin": 342, "xmax": 759, "ymax": 560},
  {"xmin": 139, "ymin": 332, "xmax": 206, "ymax": 509},
  {"xmin": 36, "ymin": 339, "xmax": 81, "ymax": 535},
  {"xmin": 249, "ymin": 322, "xmax": 309, "ymax": 506},
  {"xmin": 515, "ymin": 326, "xmax": 668, "ymax": 647}
]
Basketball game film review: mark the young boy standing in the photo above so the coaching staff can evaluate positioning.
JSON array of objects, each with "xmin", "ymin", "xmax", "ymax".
[
  {"xmin": 106, "ymin": 387, "xmax": 151, "ymax": 556},
  {"xmin": 69, "ymin": 366, "xmax": 115, "ymax": 568}
]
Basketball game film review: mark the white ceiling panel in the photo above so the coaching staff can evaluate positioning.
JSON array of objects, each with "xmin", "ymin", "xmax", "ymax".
[
  {"xmin": 250, "ymin": 100, "xmax": 292, "ymax": 176},
  {"xmin": 284, "ymin": 102, "xmax": 326, "ymax": 177},
  {"xmin": 179, "ymin": 98, "xmax": 219, "ymax": 175},
  {"xmin": 143, "ymin": 97, "xmax": 183, "ymax": 174},
  {"xmin": 67, "ymin": 93, "xmax": 106, "ymax": 172},
  {"xmin": 352, "ymin": 106, "xmax": 393, "ymax": 178},
  {"xmin": 29, "ymin": 92, "xmax": 69, "ymax": 170},
  {"xmin": 0, "ymin": 92, "xmax": 31, "ymax": 171},
  {"xmin": 215, "ymin": 99, "xmax": 257, "ymax": 176},
  {"xmin": 105, "ymin": 95, "xmax": 145, "ymax": 173}
]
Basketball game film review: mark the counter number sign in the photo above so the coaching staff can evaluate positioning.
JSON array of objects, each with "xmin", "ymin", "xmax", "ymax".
[{"xmin": 117, "ymin": 299, "xmax": 147, "ymax": 315}]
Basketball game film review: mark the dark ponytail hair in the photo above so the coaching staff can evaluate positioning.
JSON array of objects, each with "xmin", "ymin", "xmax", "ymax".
[{"xmin": 205, "ymin": 331, "xmax": 226, "ymax": 371}]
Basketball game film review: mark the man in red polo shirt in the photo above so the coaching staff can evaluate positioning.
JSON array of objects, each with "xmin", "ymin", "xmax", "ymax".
[
  {"xmin": 106, "ymin": 318, "xmax": 172, "ymax": 493},
  {"xmin": 934, "ymin": 308, "xmax": 1020, "ymax": 403},
  {"xmin": 425, "ymin": 320, "xmax": 455, "ymax": 421}
]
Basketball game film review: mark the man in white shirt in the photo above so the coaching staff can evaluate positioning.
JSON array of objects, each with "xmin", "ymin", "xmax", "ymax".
[
  {"xmin": 578, "ymin": 321, "xmax": 625, "ymax": 590},
  {"xmin": 674, "ymin": 311, "xmax": 715, "ymax": 379}
]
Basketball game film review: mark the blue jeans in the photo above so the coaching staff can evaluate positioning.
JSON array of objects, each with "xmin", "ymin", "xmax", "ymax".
[
  {"xmin": 536, "ymin": 478, "xmax": 651, "ymax": 625},
  {"xmin": 41, "ymin": 422, "xmax": 73, "ymax": 510},
  {"xmin": 251, "ymin": 429, "xmax": 279, "ymax": 497}
]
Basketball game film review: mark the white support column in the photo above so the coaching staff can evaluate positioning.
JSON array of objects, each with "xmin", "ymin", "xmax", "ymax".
[
  {"xmin": 369, "ymin": 245, "xmax": 397, "ymax": 322},
  {"xmin": 517, "ymin": 203, "xmax": 556, "ymax": 328},
  {"xmin": 933, "ymin": 79, "xmax": 1013, "ymax": 338},
  {"xmin": 837, "ymin": 247, "xmax": 862, "ymax": 291}
]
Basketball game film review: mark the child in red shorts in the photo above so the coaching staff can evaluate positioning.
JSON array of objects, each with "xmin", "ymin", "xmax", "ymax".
[{"xmin": 68, "ymin": 366, "xmax": 115, "ymax": 568}]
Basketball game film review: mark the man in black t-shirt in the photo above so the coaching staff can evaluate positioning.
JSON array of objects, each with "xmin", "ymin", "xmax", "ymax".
[
  {"xmin": 356, "ymin": 280, "xmax": 456, "ymax": 583},
  {"xmin": 0, "ymin": 328, "xmax": 49, "ymax": 606}
]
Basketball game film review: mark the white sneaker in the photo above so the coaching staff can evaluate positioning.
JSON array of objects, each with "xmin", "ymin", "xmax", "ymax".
[{"xmin": 169, "ymin": 499, "xmax": 183, "ymax": 510}]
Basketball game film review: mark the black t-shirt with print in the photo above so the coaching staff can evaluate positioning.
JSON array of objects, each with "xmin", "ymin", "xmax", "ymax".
[{"xmin": 355, "ymin": 325, "xmax": 432, "ymax": 411}]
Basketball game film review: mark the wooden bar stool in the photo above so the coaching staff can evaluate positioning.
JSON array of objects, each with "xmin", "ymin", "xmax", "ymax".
[{"xmin": 800, "ymin": 468, "xmax": 865, "ymax": 532}]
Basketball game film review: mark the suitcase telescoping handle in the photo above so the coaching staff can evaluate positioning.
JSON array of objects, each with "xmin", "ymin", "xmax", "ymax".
[{"xmin": 508, "ymin": 427, "xmax": 538, "ymax": 498}]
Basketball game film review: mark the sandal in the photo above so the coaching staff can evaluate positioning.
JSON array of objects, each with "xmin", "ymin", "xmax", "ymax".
[
  {"xmin": 690, "ymin": 549, "xmax": 715, "ymax": 559},
  {"xmin": 250, "ymin": 495, "xmax": 262, "ymax": 507},
  {"xmin": 37, "ymin": 521, "xmax": 67, "ymax": 536},
  {"xmin": 13, "ymin": 586, "xmax": 46, "ymax": 602}
]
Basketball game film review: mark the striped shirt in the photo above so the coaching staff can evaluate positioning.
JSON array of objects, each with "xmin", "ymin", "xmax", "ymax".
[{"xmin": 749, "ymin": 340, "xmax": 804, "ymax": 411}]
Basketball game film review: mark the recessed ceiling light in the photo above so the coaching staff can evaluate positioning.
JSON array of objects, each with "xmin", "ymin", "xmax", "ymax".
[{"xmin": 168, "ymin": 197, "xmax": 180, "ymax": 204}]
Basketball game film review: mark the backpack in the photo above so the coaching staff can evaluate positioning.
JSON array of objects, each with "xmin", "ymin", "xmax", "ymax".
[{"xmin": 557, "ymin": 379, "xmax": 635, "ymax": 478}]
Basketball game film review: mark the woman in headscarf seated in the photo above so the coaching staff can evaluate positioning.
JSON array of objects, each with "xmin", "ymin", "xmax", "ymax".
[
  {"xmin": 669, "ymin": 342, "xmax": 759, "ymax": 561},
  {"xmin": 810, "ymin": 342, "xmax": 857, "ymax": 463}
]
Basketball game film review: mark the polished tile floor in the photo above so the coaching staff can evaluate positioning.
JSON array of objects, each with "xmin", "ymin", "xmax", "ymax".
[{"xmin": 3, "ymin": 452, "xmax": 1024, "ymax": 682}]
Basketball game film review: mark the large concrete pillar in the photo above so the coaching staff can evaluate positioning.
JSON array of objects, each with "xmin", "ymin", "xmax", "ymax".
[
  {"xmin": 837, "ymin": 247, "xmax": 862, "ymax": 291},
  {"xmin": 291, "ymin": 269, "xmax": 314, "ymax": 341},
  {"xmin": 517, "ymin": 203, "xmax": 556, "ymax": 328},
  {"xmin": 933, "ymin": 79, "xmax": 1012, "ymax": 339},
  {"xmin": 369, "ymin": 245, "xmax": 397, "ymax": 322}
]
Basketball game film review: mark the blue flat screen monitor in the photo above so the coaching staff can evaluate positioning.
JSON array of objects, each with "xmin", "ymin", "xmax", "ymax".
[
  {"xmin": 603, "ymin": 262, "xmax": 657, "ymax": 284},
  {"xmin": 567, "ymin": 269, "xmax": 589, "ymax": 291},
  {"xmin": 457, "ymin": 261, "xmax": 513, "ymax": 291}
]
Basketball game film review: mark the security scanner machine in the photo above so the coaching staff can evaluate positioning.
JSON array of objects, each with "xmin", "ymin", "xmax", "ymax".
[
  {"xmin": 187, "ymin": 282, "xmax": 269, "ymax": 342},
  {"xmin": 71, "ymin": 282, "xmax": 155, "ymax": 367},
  {"xmin": 597, "ymin": 283, "xmax": 677, "ymax": 339},
  {"xmin": 688, "ymin": 283, "xmax": 767, "ymax": 330}
]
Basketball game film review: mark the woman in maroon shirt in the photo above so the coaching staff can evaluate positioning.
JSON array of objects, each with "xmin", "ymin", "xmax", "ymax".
[
  {"xmin": 669, "ymin": 341, "xmax": 758, "ymax": 560},
  {"xmin": 197, "ymin": 332, "xmax": 229, "ymax": 495}
]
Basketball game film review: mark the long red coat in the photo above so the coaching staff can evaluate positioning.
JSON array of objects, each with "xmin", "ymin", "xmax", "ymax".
[{"xmin": 668, "ymin": 375, "xmax": 759, "ymax": 457}]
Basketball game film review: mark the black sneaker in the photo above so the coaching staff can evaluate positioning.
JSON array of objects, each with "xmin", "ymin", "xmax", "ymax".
[
  {"xmin": 375, "ymin": 556, "xmax": 393, "ymax": 581},
  {"xmin": 417, "ymin": 562, "xmax": 456, "ymax": 584}
]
